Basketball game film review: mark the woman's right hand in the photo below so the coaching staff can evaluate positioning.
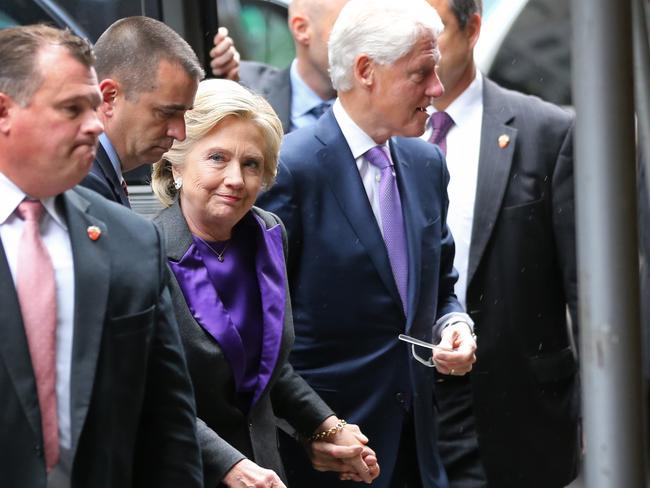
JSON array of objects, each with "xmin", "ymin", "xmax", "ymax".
[{"xmin": 222, "ymin": 459, "xmax": 286, "ymax": 488}]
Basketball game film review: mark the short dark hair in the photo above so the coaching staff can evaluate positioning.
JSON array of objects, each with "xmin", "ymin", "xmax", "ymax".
[
  {"xmin": 94, "ymin": 16, "xmax": 204, "ymax": 100},
  {"xmin": 0, "ymin": 24, "xmax": 94, "ymax": 106},
  {"xmin": 449, "ymin": 0, "xmax": 482, "ymax": 28}
]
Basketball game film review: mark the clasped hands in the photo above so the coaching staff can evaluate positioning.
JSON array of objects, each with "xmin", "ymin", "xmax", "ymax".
[
  {"xmin": 307, "ymin": 416, "xmax": 380, "ymax": 484},
  {"xmin": 223, "ymin": 416, "xmax": 379, "ymax": 487},
  {"xmin": 432, "ymin": 322, "xmax": 477, "ymax": 376}
]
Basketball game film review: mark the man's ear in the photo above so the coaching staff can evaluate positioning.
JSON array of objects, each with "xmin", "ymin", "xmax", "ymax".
[
  {"xmin": 99, "ymin": 78, "xmax": 119, "ymax": 117},
  {"xmin": 466, "ymin": 12, "xmax": 482, "ymax": 49},
  {"xmin": 289, "ymin": 13, "xmax": 311, "ymax": 46},
  {"xmin": 354, "ymin": 54, "xmax": 374, "ymax": 89},
  {"xmin": 0, "ymin": 93, "xmax": 17, "ymax": 135}
]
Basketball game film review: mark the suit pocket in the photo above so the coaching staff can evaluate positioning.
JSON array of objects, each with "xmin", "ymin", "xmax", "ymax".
[
  {"xmin": 501, "ymin": 196, "xmax": 544, "ymax": 212},
  {"xmin": 110, "ymin": 305, "xmax": 155, "ymax": 337},
  {"xmin": 108, "ymin": 306, "xmax": 155, "ymax": 422},
  {"xmin": 528, "ymin": 346, "xmax": 577, "ymax": 383}
]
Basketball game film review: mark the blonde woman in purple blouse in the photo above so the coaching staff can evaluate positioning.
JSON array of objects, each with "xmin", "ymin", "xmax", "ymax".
[{"xmin": 151, "ymin": 79, "xmax": 379, "ymax": 488}]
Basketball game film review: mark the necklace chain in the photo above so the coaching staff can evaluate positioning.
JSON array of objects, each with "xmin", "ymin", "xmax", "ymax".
[{"xmin": 196, "ymin": 235, "xmax": 230, "ymax": 262}]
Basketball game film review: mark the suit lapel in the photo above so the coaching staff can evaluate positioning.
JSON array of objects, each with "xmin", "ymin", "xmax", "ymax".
[
  {"xmin": 467, "ymin": 80, "xmax": 517, "ymax": 287},
  {"xmin": 156, "ymin": 200, "xmax": 193, "ymax": 262},
  {"xmin": 95, "ymin": 143, "xmax": 130, "ymax": 207},
  {"xmin": 0, "ymin": 238, "xmax": 41, "ymax": 440},
  {"xmin": 62, "ymin": 190, "xmax": 111, "ymax": 453},
  {"xmin": 391, "ymin": 139, "xmax": 423, "ymax": 324},
  {"xmin": 315, "ymin": 113, "xmax": 403, "ymax": 309}
]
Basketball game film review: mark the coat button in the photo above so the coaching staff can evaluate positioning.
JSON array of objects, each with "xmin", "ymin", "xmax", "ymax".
[
  {"xmin": 395, "ymin": 392, "xmax": 405, "ymax": 404},
  {"xmin": 34, "ymin": 445, "xmax": 43, "ymax": 457}
]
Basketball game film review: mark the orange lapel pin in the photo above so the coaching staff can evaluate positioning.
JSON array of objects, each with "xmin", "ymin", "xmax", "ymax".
[
  {"xmin": 498, "ymin": 134, "xmax": 510, "ymax": 148},
  {"xmin": 87, "ymin": 225, "xmax": 102, "ymax": 241}
]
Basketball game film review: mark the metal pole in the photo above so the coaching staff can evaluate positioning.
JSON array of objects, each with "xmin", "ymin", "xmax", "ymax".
[{"xmin": 571, "ymin": 0, "xmax": 645, "ymax": 485}]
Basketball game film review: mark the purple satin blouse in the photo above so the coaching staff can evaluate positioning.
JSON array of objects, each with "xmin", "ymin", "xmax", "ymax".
[{"xmin": 168, "ymin": 211, "xmax": 286, "ymax": 409}]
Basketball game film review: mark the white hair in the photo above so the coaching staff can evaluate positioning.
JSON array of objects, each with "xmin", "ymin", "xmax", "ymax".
[{"xmin": 328, "ymin": 0, "xmax": 443, "ymax": 92}]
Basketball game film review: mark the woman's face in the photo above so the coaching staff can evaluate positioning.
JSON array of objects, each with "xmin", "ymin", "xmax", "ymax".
[{"xmin": 176, "ymin": 116, "xmax": 266, "ymax": 240}]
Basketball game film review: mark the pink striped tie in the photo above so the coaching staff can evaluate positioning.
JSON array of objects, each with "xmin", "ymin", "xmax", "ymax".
[{"xmin": 16, "ymin": 200, "xmax": 59, "ymax": 472}]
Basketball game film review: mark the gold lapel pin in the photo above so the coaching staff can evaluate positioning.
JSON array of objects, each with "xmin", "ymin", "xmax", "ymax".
[
  {"xmin": 87, "ymin": 225, "xmax": 102, "ymax": 241},
  {"xmin": 498, "ymin": 134, "xmax": 510, "ymax": 149}
]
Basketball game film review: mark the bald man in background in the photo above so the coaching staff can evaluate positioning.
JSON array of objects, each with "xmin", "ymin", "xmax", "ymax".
[{"xmin": 224, "ymin": 0, "xmax": 347, "ymax": 133}]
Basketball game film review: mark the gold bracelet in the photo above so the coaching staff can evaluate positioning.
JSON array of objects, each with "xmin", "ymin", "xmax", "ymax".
[{"xmin": 308, "ymin": 420, "xmax": 347, "ymax": 442}]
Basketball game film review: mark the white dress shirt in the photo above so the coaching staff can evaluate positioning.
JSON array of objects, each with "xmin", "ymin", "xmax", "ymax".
[
  {"xmin": 423, "ymin": 72, "xmax": 484, "ymax": 309},
  {"xmin": 0, "ymin": 172, "xmax": 74, "ymax": 450},
  {"xmin": 332, "ymin": 99, "xmax": 391, "ymax": 235}
]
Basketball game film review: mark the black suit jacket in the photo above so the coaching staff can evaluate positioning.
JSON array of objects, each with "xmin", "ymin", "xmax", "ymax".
[
  {"xmin": 465, "ymin": 79, "xmax": 579, "ymax": 487},
  {"xmin": 154, "ymin": 202, "xmax": 333, "ymax": 487},
  {"xmin": 80, "ymin": 142, "xmax": 130, "ymax": 207},
  {"xmin": 0, "ymin": 187, "xmax": 202, "ymax": 487},
  {"xmin": 239, "ymin": 61, "xmax": 291, "ymax": 134}
]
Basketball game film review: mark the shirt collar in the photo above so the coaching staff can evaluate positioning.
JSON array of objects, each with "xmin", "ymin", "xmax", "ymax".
[
  {"xmin": 0, "ymin": 171, "xmax": 67, "ymax": 230},
  {"xmin": 289, "ymin": 58, "xmax": 336, "ymax": 118},
  {"xmin": 429, "ymin": 70, "xmax": 484, "ymax": 129},
  {"xmin": 99, "ymin": 132, "xmax": 125, "ymax": 183},
  {"xmin": 332, "ymin": 99, "xmax": 390, "ymax": 160}
]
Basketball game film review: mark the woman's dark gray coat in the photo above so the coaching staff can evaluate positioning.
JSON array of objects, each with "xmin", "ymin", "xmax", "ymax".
[{"xmin": 154, "ymin": 202, "xmax": 333, "ymax": 487}]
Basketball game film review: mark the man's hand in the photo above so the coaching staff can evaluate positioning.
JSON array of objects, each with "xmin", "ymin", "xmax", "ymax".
[
  {"xmin": 222, "ymin": 459, "xmax": 286, "ymax": 488},
  {"xmin": 306, "ymin": 417, "xmax": 380, "ymax": 484},
  {"xmin": 210, "ymin": 27, "xmax": 240, "ymax": 80},
  {"xmin": 433, "ymin": 322, "xmax": 477, "ymax": 376}
]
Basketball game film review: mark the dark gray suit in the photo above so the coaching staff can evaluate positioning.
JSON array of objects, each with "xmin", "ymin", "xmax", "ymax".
[
  {"xmin": 437, "ymin": 78, "xmax": 579, "ymax": 488},
  {"xmin": 239, "ymin": 61, "xmax": 291, "ymax": 133},
  {"xmin": 0, "ymin": 186, "xmax": 202, "ymax": 488},
  {"xmin": 154, "ymin": 202, "xmax": 333, "ymax": 487}
]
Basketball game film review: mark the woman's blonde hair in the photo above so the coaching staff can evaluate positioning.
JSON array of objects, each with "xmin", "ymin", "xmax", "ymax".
[{"xmin": 152, "ymin": 78, "xmax": 283, "ymax": 207}]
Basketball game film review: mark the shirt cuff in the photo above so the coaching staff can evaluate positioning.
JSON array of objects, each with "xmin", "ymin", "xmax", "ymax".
[{"xmin": 432, "ymin": 312, "xmax": 475, "ymax": 343}]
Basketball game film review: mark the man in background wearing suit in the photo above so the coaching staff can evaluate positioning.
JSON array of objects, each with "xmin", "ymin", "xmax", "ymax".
[
  {"xmin": 80, "ymin": 16, "xmax": 204, "ymax": 207},
  {"xmin": 0, "ymin": 25, "xmax": 202, "ymax": 487},
  {"xmin": 257, "ymin": 1, "xmax": 477, "ymax": 486},
  {"xmin": 423, "ymin": 1, "xmax": 579, "ymax": 487},
  {"xmin": 235, "ymin": 0, "xmax": 347, "ymax": 133}
]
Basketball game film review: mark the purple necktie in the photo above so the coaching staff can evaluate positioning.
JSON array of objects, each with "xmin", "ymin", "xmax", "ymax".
[
  {"xmin": 428, "ymin": 111, "xmax": 455, "ymax": 155},
  {"xmin": 365, "ymin": 146, "xmax": 408, "ymax": 312}
]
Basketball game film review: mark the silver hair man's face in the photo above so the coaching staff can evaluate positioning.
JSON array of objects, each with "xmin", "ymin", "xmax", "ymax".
[{"xmin": 368, "ymin": 32, "xmax": 444, "ymax": 138}]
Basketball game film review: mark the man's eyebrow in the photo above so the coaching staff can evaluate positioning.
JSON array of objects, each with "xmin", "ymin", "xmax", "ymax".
[
  {"xmin": 157, "ymin": 103, "xmax": 191, "ymax": 112},
  {"xmin": 58, "ymin": 91, "xmax": 102, "ymax": 107}
]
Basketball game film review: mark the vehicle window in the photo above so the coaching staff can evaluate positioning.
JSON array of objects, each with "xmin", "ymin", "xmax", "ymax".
[
  {"xmin": 0, "ymin": 10, "xmax": 17, "ymax": 28},
  {"xmin": 54, "ymin": 0, "xmax": 140, "ymax": 41},
  {"xmin": 219, "ymin": 0, "xmax": 294, "ymax": 69},
  {"xmin": 1, "ymin": 1, "xmax": 59, "ymax": 29}
]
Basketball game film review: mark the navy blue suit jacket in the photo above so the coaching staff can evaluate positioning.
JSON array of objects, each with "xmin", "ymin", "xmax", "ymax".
[
  {"xmin": 257, "ymin": 110, "xmax": 461, "ymax": 488},
  {"xmin": 80, "ymin": 142, "xmax": 130, "ymax": 208}
]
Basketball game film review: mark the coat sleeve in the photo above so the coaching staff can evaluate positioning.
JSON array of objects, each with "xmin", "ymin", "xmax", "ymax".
[{"xmin": 132, "ymin": 227, "xmax": 203, "ymax": 488}]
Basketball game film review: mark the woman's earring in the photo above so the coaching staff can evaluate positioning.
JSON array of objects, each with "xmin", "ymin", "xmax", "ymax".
[{"xmin": 174, "ymin": 178, "xmax": 183, "ymax": 190}]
